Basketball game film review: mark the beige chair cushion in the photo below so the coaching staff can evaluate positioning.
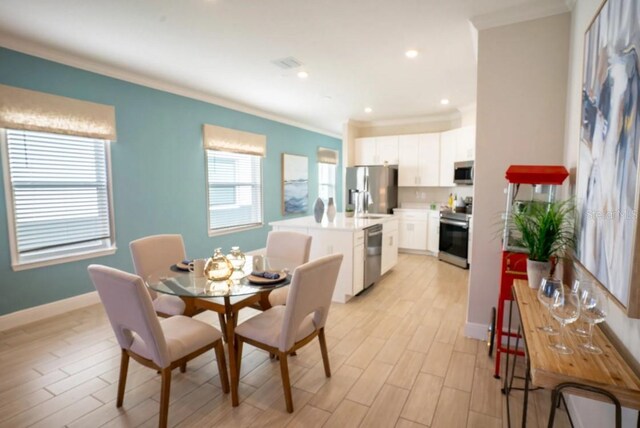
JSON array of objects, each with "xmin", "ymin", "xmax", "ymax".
[
  {"xmin": 153, "ymin": 294, "xmax": 186, "ymax": 316},
  {"xmin": 131, "ymin": 315, "xmax": 222, "ymax": 363},
  {"xmin": 268, "ymin": 286, "xmax": 289, "ymax": 307},
  {"xmin": 266, "ymin": 231, "xmax": 312, "ymax": 307},
  {"xmin": 235, "ymin": 306, "xmax": 315, "ymax": 350}
]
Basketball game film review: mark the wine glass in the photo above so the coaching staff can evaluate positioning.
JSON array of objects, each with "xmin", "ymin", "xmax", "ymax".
[
  {"xmin": 549, "ymin": 285, "xmax": 581, "ymax": 355},
  {"xmin": 579, "ymin": 286, "xmax": 607, "ymax": 354},
  {"xmin": 537, "ymin": 278, "xmax": 561, "ymax": 335},
  {"xmin": 571, "ymin": 280, "xmax": 590, "ymax": 337}
]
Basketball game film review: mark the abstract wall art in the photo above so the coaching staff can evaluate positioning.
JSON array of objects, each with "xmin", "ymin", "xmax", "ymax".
[
  {"xmin": 282, "ymin": 153, "xmax": 308, "ymax": 215},
  {"xmin": 576, "ymin": 0, "xmax": 640, "ymax": 317}
]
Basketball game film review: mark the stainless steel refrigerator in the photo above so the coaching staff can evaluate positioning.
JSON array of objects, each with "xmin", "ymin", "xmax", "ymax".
[{"xmin": 346, "ymin": 166, "xmax": 398, "ymax": 214}]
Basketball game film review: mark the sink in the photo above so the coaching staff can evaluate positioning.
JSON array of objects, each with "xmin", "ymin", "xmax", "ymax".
[{"xmin": 356, "ymin": 214, "xmax": 388, "ymax": 219}]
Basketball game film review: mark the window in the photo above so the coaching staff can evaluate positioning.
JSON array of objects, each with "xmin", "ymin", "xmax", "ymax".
[
  {"xmin": 206, "ymin": 150, "xmax": 263, "ymax": 234},
  {"xmin": 1, "ymin": 129, "xmax": 115, "ymax": 270},
  {"xmin": 318, "ymin": 163, "xmax": 336, "ymax": 204},
  {"xmin": 317, "ymin": 147, "xmax": 338, "ymax": 205}
]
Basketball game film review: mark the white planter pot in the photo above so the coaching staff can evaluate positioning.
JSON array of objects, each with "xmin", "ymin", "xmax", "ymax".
[{"xmin": 527, "ymin": 259, "xmax": 551, "ymax": 289}]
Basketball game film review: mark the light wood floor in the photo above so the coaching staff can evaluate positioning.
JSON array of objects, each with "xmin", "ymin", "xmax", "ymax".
[{"xmin": 0, "ymin": 254, "xmax": 572, "ymax": 427}]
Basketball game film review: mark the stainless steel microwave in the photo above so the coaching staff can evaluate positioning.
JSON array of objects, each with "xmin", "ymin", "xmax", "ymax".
[{"xmin": 454, "ymin": 161, "xmax": 474, "ymax": 185}]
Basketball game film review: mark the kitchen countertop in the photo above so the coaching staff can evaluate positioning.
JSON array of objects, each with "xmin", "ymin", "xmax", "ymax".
[{"xmin": 269, "ymin": 213, "xmax": 397, "ymax": 231}]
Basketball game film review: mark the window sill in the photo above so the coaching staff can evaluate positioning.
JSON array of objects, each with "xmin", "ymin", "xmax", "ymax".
[
  {"xmin": 11, "ymin": 246, "xmax": 117, "ymax": 272},
  {"xmin": 208, "ymin": 223, "xmax": 263, "ymax": 237}
]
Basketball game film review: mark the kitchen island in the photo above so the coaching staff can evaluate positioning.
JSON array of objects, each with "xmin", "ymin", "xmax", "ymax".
[{"xmin": 269, "ymin": 213, "xmax": 399, "ymax": 303}]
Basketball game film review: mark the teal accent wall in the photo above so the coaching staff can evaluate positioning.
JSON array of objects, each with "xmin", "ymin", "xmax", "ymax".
[{"xmin": 0, "ymin": 47, "xmax": 342, "ymax": 316}]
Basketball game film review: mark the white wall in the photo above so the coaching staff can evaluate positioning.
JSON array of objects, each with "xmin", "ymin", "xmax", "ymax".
[
  {"xmin": 563, "ymin": 1, "xmax": 640, "ymax": 426},
  {"xmin": 466, "ymin": 13, "xmax": 571, "ymax": 338}
]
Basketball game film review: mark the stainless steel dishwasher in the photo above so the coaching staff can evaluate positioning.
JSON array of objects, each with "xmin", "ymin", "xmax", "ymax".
[{"xmin": 363, "ymin": 224, "xmax": 383, "ymax": 291}]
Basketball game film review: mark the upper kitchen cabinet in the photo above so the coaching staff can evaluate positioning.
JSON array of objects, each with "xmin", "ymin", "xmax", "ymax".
[
  {"xmin": 398, "ymin": 133, "xmax": 440, "ymax": 187},
  {"xmin": 354, "ymin": 136, "xmax": 399, "ymax": 166},
  {"xmin": 439, "ymin": 129, "xmax": 457, "ymax": 187},
  {"xmin": 455, "ymin": 126, "xmax": 475, "ymax": 162}
]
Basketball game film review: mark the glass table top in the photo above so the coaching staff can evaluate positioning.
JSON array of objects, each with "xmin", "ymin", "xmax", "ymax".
[{"xmin": 145, "ymin": 255, "xmax": 296, "ymax": 298}]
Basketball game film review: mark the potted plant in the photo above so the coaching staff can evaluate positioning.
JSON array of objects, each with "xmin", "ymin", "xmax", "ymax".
[
  {"xmin": 345, "ymin": 206, "xmax": 355, "ymax": 218},
  {"xmin": 511, "ymin": 199, "xmax": 575, "ymax": 289}
]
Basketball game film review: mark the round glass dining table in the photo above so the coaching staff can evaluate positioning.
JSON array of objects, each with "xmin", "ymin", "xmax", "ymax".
[
  {"xmin": 144, "ymin": 254, "xmax": 299, "ymax": 408},
  {"xmin": 145, "ymin": 255, "xmax": 296, "ymax": 298}
]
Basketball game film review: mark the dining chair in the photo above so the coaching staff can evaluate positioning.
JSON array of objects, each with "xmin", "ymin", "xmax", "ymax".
[
  {"xmin": 130, "ymin": 234, "xmax": 188, "ymax": 317},
  {"xmin": 87, "ymin": 265, "xmax": 229, "ymax": 428},
  {"xmin": 235, "ymin": 253, "xmax": 343, "ymax": 412},
  {"xmin": 266, "ymin": 231, "xmax": 312, "ymax": 307}
]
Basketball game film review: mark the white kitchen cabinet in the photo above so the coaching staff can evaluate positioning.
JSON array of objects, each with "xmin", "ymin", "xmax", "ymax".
[
  {"xmin": 398, "ymin": 133, "xmax": 440, "ymax": 186},
  {"xmin": 396, "ymin": 210, "xmax": 428, "ymax": 251},
  {"xmin": 428, "ymin": 210, "xmax": 440, "ymax": 254},
  {"xmin": 381, "ymin": 219, "xmax": 399, "ymax": 274},
  {"xmin": 418, "ymin": 133, "xmax": 440, "ymax": 186},
  {"xmin": 455, "ymin": 126, "xmax": 475, "ymax": 162},
  {"xmin": 398, "ymin": 134, "xmax": 420, "ymax": 186},
  {"xmin": 353, "ymin": 241, "xmax": 364, "ymax": 295},
  {"xmin": 439, "ymin": 129, "xmax": 457, "ymax": 187},
  {"xmin": 355, "ymin": 137, "xmax": 377, "ymax": 166},
  {"xmin": 377, "ymin": 136, "xmax": 399, "ymax": 165},
  {"xmin": 354, "ymin": 136, "xmax": 399, "ymax": 166}
]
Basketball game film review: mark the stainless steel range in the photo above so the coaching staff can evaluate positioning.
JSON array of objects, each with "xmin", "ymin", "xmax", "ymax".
[{"xmin": 438, "ymin": 211, "xmax": 471, "ymax": 269}]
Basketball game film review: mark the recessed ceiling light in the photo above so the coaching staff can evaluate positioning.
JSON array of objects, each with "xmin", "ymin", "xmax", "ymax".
[
  {"xmin": 440, "ymin": 98, "xmax": 450, "ymax": 105},
  {"xmin": 364, "ymin": 107, "xmax": 373, "ymax": 113},
  {"xmin": 405, "ymin": 49, "xmax": 419, "ymax": 58},
  {"xmin": 297, "ymin": 71, "xmax": 309, "ymax": 79}
]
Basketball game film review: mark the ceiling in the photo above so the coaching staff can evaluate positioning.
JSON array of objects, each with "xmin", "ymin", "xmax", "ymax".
[{"xmin": 0, "ymin": 0, "xmax": 569, "ymax": 136}]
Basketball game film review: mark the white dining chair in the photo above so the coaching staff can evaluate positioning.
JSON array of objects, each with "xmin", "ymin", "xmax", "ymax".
[
  {"xmin": 266, "ymin": 231, "xmax": 312, "ymax": 307},
  {"xmin": 87, "ymin": 265, "xmax": 229, "ymax": 428},
  {"xmin": 130, "ymin": 234, "xmax": 188, "ymax": 317},
  {"xmin": 235, "ymin": 253, "xmax": 343, "ymax": 412}
]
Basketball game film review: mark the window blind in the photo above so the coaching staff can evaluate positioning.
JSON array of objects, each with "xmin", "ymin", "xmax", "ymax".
[
  {"xmin": 5, "ymin": 129, "xmax": 113, "ymax": 259},
  {"xmin": 318, "ymin": 163, "xmax": 336, "ymax": 204},
  {"xmin": 206, "ymin": 150, "xmax": 262, "ymax": 232}
]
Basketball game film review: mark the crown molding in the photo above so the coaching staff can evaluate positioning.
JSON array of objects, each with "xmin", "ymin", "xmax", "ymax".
[
  {"xmin": 356, "ymin": 111, "xmax": 461, "ymax": 128},
  {"xmin": 470, "ymin": 0, "xmax": 571, "ymax": 31},
  {"xmin": 457, "ymin": 103, "xmax": 477, "ymax": 115},
  {"xmin": 0, "ymin": 32, "xmax": 341, "ymax": 139}
]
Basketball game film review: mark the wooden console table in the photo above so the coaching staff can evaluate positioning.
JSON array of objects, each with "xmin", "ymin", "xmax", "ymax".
[{"xmin": 505, "ymin": 279, "xmax": 640, "ymax": 427}]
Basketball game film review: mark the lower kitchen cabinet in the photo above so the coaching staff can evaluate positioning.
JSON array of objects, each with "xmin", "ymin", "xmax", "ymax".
[
  {"xmin": 428, "ymin": 210, "xmax": 440, "ymax": 254},
  {"xmin": 381, "ymin": 219, "xmax": 398, "ymax": 274}
]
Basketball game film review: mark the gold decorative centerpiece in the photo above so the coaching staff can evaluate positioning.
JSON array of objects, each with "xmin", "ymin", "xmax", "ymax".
[
  {"xmin": 204, "ymin": 248, "xmax": 233, "ymax": 281},
  {"xmin": 227, "ymin": 246, "xmax": 246, "ymax": 270}
]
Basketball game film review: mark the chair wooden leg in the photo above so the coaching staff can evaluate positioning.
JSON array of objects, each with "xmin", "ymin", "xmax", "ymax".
[
  {"xmin": 279, "ymin": 352, "xmax": 294, "ymax": 413},
  {"xmin": 117, "ymin": 350, "xmax": 129, "ymax": 407},
  {"xmin": 180, "ymin": 362, "xmax": 187, "ymax": 373},
  {"xmin": 159, "ymin": 368, "xmax": 172, "ymax": 428},
  {"xmin": 214, "ymin": 340, "xmax": 230, "ymax": 394},
  {"xmin": 318, "ymin": 328, "xmax": 331, "ymax": 377},
  {"xmin": 218, "ymin": 314, "xmax": 228, "ymax": 342},
  {"xmin": 236, "ymin": 339, "xmax": 244, "ymax": 377}
]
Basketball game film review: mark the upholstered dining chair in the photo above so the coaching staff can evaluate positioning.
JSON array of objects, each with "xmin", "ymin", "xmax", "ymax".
[
  {"xmin": 87, "ymin": 265, "xmax": 229, "ymax": 428},
  {"xmin": 130, "ymin": 234, "xmax": 188, "ymax": 317},
  {"xmin": 235, "ymin": 253, "xmax": 343, "ymax": 412},
  {"xmin": 266, "ymin": 231, "xmax": 312, "ymax": 307}
]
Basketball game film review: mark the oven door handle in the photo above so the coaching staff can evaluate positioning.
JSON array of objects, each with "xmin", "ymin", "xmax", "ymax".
[{"xmin": 440, "ymin": 219, "xmax": 469, "ymax": 229}]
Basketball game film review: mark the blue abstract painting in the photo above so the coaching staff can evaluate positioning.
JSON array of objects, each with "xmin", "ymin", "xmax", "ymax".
[
  {"xmin": 282, "ymin": 153, "xmax": 308, "ymax": 214},
  {"xmin": 577, "ymin": 0, "xmax": 640, "ymax": 310}
]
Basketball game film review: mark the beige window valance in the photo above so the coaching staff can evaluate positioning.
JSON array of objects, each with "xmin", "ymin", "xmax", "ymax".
[
  {"xmin": 0, "ymin": 84, "xmax": 117, "ymax": 140},
  {"xmin": 203, "ymin": 123, "xmax": 266, "ymax": 157},
  {"xmin": 318, "ymin": 147, "xmax": 339, "ymax": 164}
]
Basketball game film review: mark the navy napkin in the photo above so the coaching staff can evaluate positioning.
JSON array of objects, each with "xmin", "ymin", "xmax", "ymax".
[{"xmin": 251, "ymin": 271, "xmax": 280, "ymax": 279}]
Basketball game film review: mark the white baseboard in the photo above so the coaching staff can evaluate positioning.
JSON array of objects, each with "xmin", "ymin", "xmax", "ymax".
[
  {"xmin": 465, "ymin": 321, "xmax": 488, "ymax": 340},
  {"xmin": 0, "ymin": 291, "xmax": 100, "ymax": 332}
]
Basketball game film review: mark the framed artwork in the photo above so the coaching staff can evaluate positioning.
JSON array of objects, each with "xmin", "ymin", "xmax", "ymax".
[
  {"xmin": 282, "ymin": 153, "xmax": 308, "ymax": 215},
  {"xmin": 576, "ymin": 0, "xmax": 640, "ymax": 317}
]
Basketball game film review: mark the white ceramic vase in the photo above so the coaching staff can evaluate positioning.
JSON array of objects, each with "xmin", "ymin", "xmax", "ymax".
[
  {"xmin": 326, "ymin": 197, "xmax": 336, "ymax": 222},
  {"xmin": 527, "ymin": 259, "xmax": 551, "ymax": 289}
]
